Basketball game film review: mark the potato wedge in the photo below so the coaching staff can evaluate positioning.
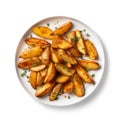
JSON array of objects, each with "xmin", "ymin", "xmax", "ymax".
[
  {"xmin": 76, "ymin": 30, "xmax": 86, "ymax": 54},
  {"xmin": 78, "ymin": 60, "xmax": 100, "ymax": 70},
  {"xmin": 19, "ymin": 46, "xmax": 43, "ymax": 59},
  {"xmin": 25, "ymin": 38, "xmax": 50, "ymax": 48},
  {"xmin": 73, "ymin": 74, "xmax": 85, "ymax": 97},
  {"xmin": 85, "ymin": 40, "xmax": 98, "ymax": 60},
  {"xmin": 56, "ymin": 75, "xmax": 70, "ymax": 83},
  {"xmin": 35, "ymin": 81, "xmax": 55, "ymax": 97},
  {"xmin": 76, "ymin": 65, "xmax": 95, "ymax": 84},
  {"xmin": 18, "ymin": 57, "xmax": 41, "ymax": 69},
  {"xmin": 31, "ymin": 64, "xmax": 46, "ymax": 71},
  {"xmin": 52, "ymin": 22, "xmax": 72, "ymax": 35},
  {"xmin": 65, "ymin": 62, "xmax": 72, "ymax": 68},
  {"xmin": 52, "ymin": 36, "xmax": 72, "ymax": 49},
  {"xmin": 40, "ymin": 68, "xmax": 47, "ymax": 78},
  {"xmin": 32, "ymin": 26, "xmax": 55, "ymax": 40},
  {"xmin": 63, "ymin": 81, "xmax": 73, "ymax": 93},
  {"xmin": 44, "ymin": 62, "xmax": 56, "ymax": 83},
  {"xmin": 41, "ymin": 47, "xmax": 50, "ymax": 65},
  {"xmin": 49, "ymin": 83, "xmax": 62, "ymax": 101},
  {"xmin": 67, "ymin": 31, "xmax": 81, "ymax": 57},
  {"xmin": 55, "ymin": 63, "xmax": 75, "ymax": 76},
  {"xmin": 57, "ymin": 49, "xmax": 77, "ymax": 64},
  {"xmin": 50, "ymin": 48, "xmax": 59, "ymax": 63},
  {"xmin": 29, "ymin": 71, "xmax": 37, "ymax": 89}
]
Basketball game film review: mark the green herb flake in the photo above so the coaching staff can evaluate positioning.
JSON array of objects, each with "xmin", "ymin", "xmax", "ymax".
[
  {"xmin": 70, "ymin": 37, "xmax": 78, "ymax": 42},
  {"xmin": 91, "ymin": 74, "xmax": 95, "ymax": 78},
  {"xmin": 26, "ymin": 76, "xmax": 29, "ymax": 79},
  {"xmin": 47, "ymin": 23, "xmax": 50, "ymax": 26},
  {"xmin": 68, "ymin": 96, "xmax": 71, "ymax": 99},
  {"xmin": 32, "ymin": 62, "xmax": 39, "ymax": 67},
  {"xmin": 32, "ymin": 44, "xmax": 35, "ymax": 47},
  {"xmin": 86, "ymin": 33, "xmax": 90, "ymax": 37},
  {"xmin": 30, "ymin": 34, "xmax": 33, "ymax": 38},
  {"xmin": 55, "ymin": 96, "xmax": 59, "ymax": 100},
  {"xmin": 27, "ymin": 81, "xmax": 30, "ymax": 82},
  {"xmin": 84, "ymin": 68, "xmax": 89, "ymax": 72},
  {"xmin": 83, "ymin": 29, "xmax": 86, "ymax": 32}
]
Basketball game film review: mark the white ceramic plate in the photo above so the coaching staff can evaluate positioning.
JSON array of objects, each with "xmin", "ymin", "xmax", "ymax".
[{"xmin": 15, "ymin": 16, "xmax": 105, "ymax": 106}]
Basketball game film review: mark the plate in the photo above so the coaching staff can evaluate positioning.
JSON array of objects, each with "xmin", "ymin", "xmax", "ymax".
[{"xmin": 15, "ymin": 16, "xmax": 105, "ymax": 106}]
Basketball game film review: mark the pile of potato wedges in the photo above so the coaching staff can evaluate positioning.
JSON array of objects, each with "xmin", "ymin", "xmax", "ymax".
[{"xmin": 18, "ymin": 21, "xmax": 100, "ymax": 101}]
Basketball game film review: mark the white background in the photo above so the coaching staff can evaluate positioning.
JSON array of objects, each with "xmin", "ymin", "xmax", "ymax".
[{"xmin": 0, "ymin": 0, "xmax": 119, "ymax": 119}]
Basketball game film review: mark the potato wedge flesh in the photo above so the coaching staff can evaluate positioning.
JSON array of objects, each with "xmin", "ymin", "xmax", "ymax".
[
  {"xmin": 30, "ymin": 71, "xmax": 37, "ymax": 89},
  {"xmin": 55, "ymin": 63, "xmax": 75, "ymax": 76},
  {"xmin": 31, "ymin": 65, "xmax": 46, "ymax": 71},
  {"xmin": 56, "ymin": 75, "xmax": 70, "ymax": 83},
  {"xmin": 52, "ymin": 22, "xmax": 72, "ymax": 35},
  {"xmin": 35, "ymin": 81, "xmax": 55, "ymax": 97},
  {"xmin": 85, "ymin": 40, "xmax": 98, "ymax": 60},
  {"xmin": 76, "ymin": 65, "xmax": 95, "ymax": 84},
  {"xmin": 63, "ymin": 81, "xmax": 73, "ymax": 93},
  {"xmin": 78, "ymin": 60, "xmax": 100, "ymax": 70},
  {"xmin": 18, "ymin": 57, "xmax": 41, "ymax": 69},
  {"xmin": 25, "ymin": 38, "xmax": 50, "ymax": 48},
  {"xmin": 44, "ymin": 62, "xmax": 56, "ymax": 83},
  {"xmin": 49, "ymin": 84, "xmax": 62, "ymax": 101},
  {"xmin": 19, "ymin": 46, "xmax": 43, "ymax": 59},
  {"xmin": 73, "ymin": 74, "xmax": 85, "ymax": 97}
]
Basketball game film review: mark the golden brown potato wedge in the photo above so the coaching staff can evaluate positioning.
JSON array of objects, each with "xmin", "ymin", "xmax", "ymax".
[
  {"xmin": 73, "ymin": 74, "xmax": 85, "ymax": 97},
  {"xmin": 31, "ymin": 65, "xmax": 46, "ymax": 71},
  {"xmin": 67, "ymin": 31, "xmax": 81, "ymax": 57},
  {"xmin": 25, "ymin": 38, "xmax": 50, "ymax": 48},
  {"xmin": 55, "ymin": 63, "xmax": 75, "ymax": 76},
  {"xmin": 85, "ymin": 40, "xmax": 98, "ymax": 60},
  {"xmin": 76, "ymin": 65, "xmax": 95, "ymax": 84},
  {"xmin": 19, "ymin": 46, "xmax": 43, "ymax": 59},
  {"xmin": 56, "ymin": 75, "xmax": 70, "ymax": 83},
  {"xmin": 52, "ymin": 36, "xmax": 72, "ymax": 49},
  {"xmin": 29, "ymin": 71, "xmax": 37, "ymax": 89},
  {"xmin": 44, "ymin": 62, "xmax": 56, "ymax": 83},
  {"xmin": 35, "ymin": 81, "xmax": 55, "ymax": 97},
  {"xmin": 36, "ymin": 72, "xmax": 43, "ymax": 86},
  {"xmin": 78, "ymin": 60, "xmax": 100, "ymax": 70},
  {"xmin": 51, "ymin": 22, "xmax": 73, "ymax": 35},
  {"xmin": 18, "ymin": 57, "xmax": 41, "ymax": 69},
  {"xmin": 65, "ymin": 62, "xmax": 72, "ymax": 68},
  {"xmin": 57, "ymin": 49, "xmax": 77, "ymax": 64},
  {"xmin": 41, "ymin": 47, "xmax": 50, "ymax": 65},
  {"xmin": 49, "ymin": 83, "xmax": 62, "ymax": 101},
  {"xmin": 76, "ymin": 30, "xmax": 86, "ymax": 55},
  {"xmin": 32, "ymin": 26, "xmax": 55, "ymax": 40},
  {"xmin": 50, "ymin": 48, "xmax": 59, "ymax": 63},
  {"xmin": 63, "ymin": 81, "xmax": 73, "ymax": 93}
]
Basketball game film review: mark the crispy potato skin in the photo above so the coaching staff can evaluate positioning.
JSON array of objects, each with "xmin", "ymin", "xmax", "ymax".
[
  {"xmin": 57, "ymin": 49, "xmax": 77, "ymax": 64},
  {"xmin": 52, "ymin": 22, "xmax": 72, "ymax": 35},
  {"xmin": 73, "ymin": 74, "xmax": 85, "ymax": 97},
  {"xmin": 55, "ymin": 63, "xmax": 75, "ymax": 76},
  {"xmin": 56, "ymin": 75, "xmax": 70, "ymax": 83},
  {"xmin": 35, "ymin": 81, "xmax": 55, "ymax": 97},
  {"xmin": 78, "ymin": 60, "xmax": 100, "ymax": 70},
  {"xmin": 85, "ymin": 40, "xmax": 98, "ymax": 60},
  {"xmin": 44, "ymin": 62, "xmax": 56, "ymax": 83},
  {"xmin": 30, "ymin": 65, "xmax": 46, "ymax": 71},
  {"xmin": 63, "ymin": 81, "xmax": 73, "ymax": 93},
  {"xmin": 76, "ymin": 65, "xmax": 95, "ymax": 84},
  {"xmin": 30, "ymin": 71, "xmax": 37, "ymax": 89},
  {"xmin": 19, "ymin": 46, "xmax": 43, "ymax": 59},
  {"xmin": 52, "ymin": 36, "xmax": 72, "ymax": 49},
  {"xmin": 32, "ymin": 26, "xmax": 55, "ymax": 40},
  {"xmin": 49, "ymin": 84, "xmax": 62, "ymax": 101},
  {"xmin": 41, "ymin": 47, "xmax": 50, "ymax": 65},
  {"xmin": 25, "ymin": 38, "xmax": 50, "ymax": 48},
  {"xmin": 76, "ymin": 30, "xmax": 86, "ymax": 55},
  {"xmin": 18, "ymin": 57, "xmax": 41, "ymax": 69}
]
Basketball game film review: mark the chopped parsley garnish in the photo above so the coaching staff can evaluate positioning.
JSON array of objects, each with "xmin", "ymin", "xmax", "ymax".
[
  {"xmin": 86, "ymin": 33, "xmax": 90, "ymax": 37},
  {"xmin": 84, "ymin": 68, "xmax": 89, "ymax": 72},
  {"xmin": 47, "ymin": 23, "xmax": 50, "ymax": 26},
  {"xmin": 27, "ymin": 81, "xmax": 30, "ymax": 82},
  {"xmin": 68, "ymin": 96, "xmax": 71, "ymax": 99},
  {"xmin": 83, "ymin": 29, "xmax": 86, "ymax": 32},
  {"xmin": 26, "ymin": 76, "xmax": 29, "ymax": 79},
  {"xmin": 91, "ymin": 74, "xmax": 95, "ymax": 78},
  {"xmin": 70, "ymin": 37, "xmax": 78, "ymax": 42},
  {"xmin": 32, "ymin": 44, "xmax": 35, "ymax": 47},
  {"xmin": 55, "ymin": 96, "xmax": 59, "ymax": 100},
  {"xmin": 20, "ymin": 70, "xmax": 27, "ymax": 77},
  {"xmin": 32, "ymin": 62, "xmax": 39, "ymax": 67},
  {"xmin": 30, "ymin": 34, "xmax": 33, "ymax": 38}
]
